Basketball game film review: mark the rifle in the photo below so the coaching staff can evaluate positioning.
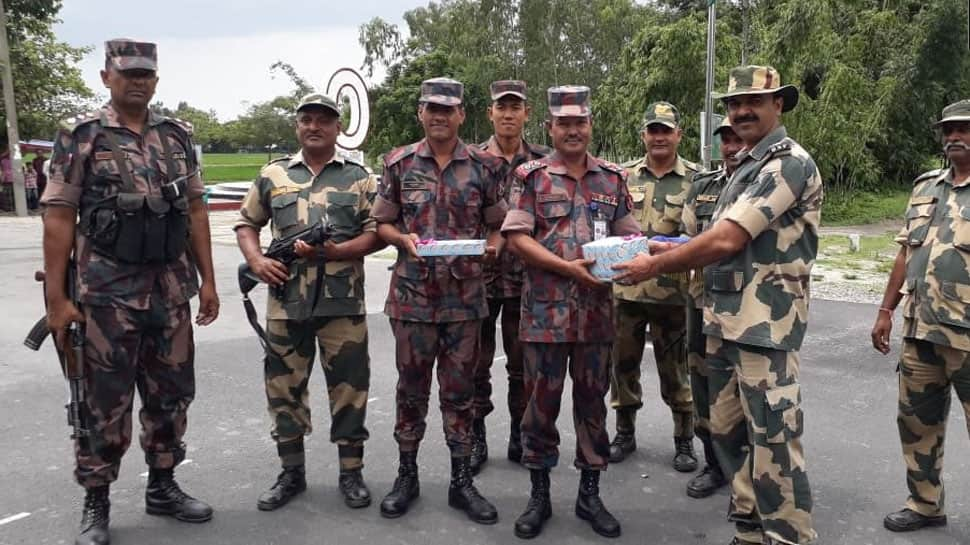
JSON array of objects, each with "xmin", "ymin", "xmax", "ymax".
[
  {"xmin": 238, "ymin": 218, "xmax": 335, "ymax": 355},
  {"xmin": 24, "ymin": 264, "xmax": 89, "ymax": 442}
]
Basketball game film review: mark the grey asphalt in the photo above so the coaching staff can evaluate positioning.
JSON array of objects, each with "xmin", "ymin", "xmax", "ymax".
[{"xmin": 0, "ymin": 216, "xmax": 968, "ymax": 545}]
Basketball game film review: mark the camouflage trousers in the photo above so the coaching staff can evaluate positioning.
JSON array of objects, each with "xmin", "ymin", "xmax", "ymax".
[
  {"xmin": 521, "ymin": 342, "xmax": 611, "ymax": 470},
  {"xmin": 707, "ymin": 337, "xmax": 816, "ymax": 545},
  {"xmin": 897, "ymin": 338, "xmax": 970, "ymax": 517},
  {"xmin": 610, "ymin": 300, "xmax": 693, "ymax": 437},
  {"xmin": 264, "ymin": 316, "xmax": 370, "ymax": 470},
  {"xmin": 473, "ymin": 296, "xmax": 526, "ymax": 422},
  {"xmin": 389, "ymin": 319, "xmax": 480, "ymax": 457},
  {"xmin": 687, "ymin": 307, "xmax": 715, "ymax": 448},
  {"xmin": 75, "ymin": 301, "xmax": 195, "ymax": 489}
]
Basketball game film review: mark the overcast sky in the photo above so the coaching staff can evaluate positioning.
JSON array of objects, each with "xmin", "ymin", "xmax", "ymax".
[{"xmin": 55, "ymin": 0, "xmax": 427, "ymax": 120}]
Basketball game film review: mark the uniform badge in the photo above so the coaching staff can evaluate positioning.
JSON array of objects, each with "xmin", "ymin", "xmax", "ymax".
[
  {"xmin": 537, "ymin": 193, "xmax": 568, "ymax": 203},
  {"xmin": 591, "ymin": 193, "xmax": 618, "ymax": 207},
  {"xmin": 697, "ymin": 194, "xmax": 718, "ymax": 203}
]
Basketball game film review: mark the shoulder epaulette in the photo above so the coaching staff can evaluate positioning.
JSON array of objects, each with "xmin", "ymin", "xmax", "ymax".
[
  {"xmin": 162, "ymin": 117, "xmax": 194, "ymax": 137},
  {"xmin": 692, "ymin": 168, "xmax": 723, "ymax": 183},
  {"xmin": 527, "ymin": 142, "xmax": 551, "ymax": 158},
  {"xmin": 60, "ymin": 111, "xmax": 99, "ymax": 132},
  {"xmin": 514, "ymin": 160, "xmax": 547, "ymax": 179},
  {"xmin": 620, "ymin": 157, "xmax": 642, "ymax": 169},
  {"xmin": 913, "ymin": 169, "xmax": 943, "ymax": 184},
  {"xmin": 384, "ymin": 143, "xmax": 418, "ymax": 167},
  {"xmin": 681, "ymin": 158, "xmax": 702, "ymax": 173},
  {"xmin": 261, "ymin": 156, "xmax": 291, "ymax": 172},
  {"xmin": 766, "ymin": 140, "xmax": 793, "ymax": 157},
  {"xmin": 599, "ymin": 159, "xmax": 626, "ymax": 175}
]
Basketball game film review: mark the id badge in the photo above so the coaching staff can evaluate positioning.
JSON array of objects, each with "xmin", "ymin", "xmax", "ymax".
[{"xmin": 594, "ymin": 219, "xmax": 608, "ymax": 241}]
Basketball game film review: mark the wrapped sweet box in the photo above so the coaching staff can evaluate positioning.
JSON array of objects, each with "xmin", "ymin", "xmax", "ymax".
[
  {"xmin": 581, "ymin": 236, "xmax": 650, "ymax": 281},
  {"xmin": 416, "ymin": 239, "xmax": 487, "ymax": 257}
]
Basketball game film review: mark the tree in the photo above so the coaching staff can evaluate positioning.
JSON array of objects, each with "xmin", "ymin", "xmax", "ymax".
[{"xmin": 2, "ymin": 0, "xmax": 94, "ymax": 139}]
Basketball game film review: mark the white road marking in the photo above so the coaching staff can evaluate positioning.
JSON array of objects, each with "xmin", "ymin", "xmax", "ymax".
[
  {"xmin": 493, "ymin": 355, "xmax": 507, "ymax": 363},
  {"xmin": 0, "ymin": 512, "xmax": 30, "ymax": 526}
]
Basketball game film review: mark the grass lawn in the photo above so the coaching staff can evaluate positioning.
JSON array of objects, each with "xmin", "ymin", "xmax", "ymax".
[
  {"xmin": 822, "ymin": 188, "xmax": 910, "ymax": 226},
  {"xmin": 817, "ymin": 233, "xmax": 899, "ymax": 277},
  {"xmin": 200, "ymin": 153, "xmax": 288, "ymax": 184}
]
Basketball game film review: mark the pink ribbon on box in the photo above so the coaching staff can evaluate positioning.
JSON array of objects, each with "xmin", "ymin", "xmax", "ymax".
[
  {"xmin": 623, "ymin": 234, "xmax": 644, "ymax": 241},
  {"xmin": 417, "ymin": 238, "xmax": 435, "ymax": 245}
]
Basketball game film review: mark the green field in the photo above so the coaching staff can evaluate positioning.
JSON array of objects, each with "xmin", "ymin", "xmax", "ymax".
[{"xmin": 200, "ymin": 153, "xmax": 287, "ymax": 184}]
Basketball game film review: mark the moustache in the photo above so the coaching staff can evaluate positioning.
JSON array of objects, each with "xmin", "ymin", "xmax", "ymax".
[
  {"xmin": 944, "ymin": 141, "xmax": 970, "ymax": 152},
  {"xmin": 733, "ymin": 115, "xmax": 759, "ymax": 124}
]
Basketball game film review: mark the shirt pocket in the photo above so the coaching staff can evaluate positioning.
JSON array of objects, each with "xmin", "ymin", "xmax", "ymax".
[
  {"xmin": 695, "ymin": 202, "xmax": 717, "ymax": 232},
  {"xmin": 271, "ymin": 192, "xmax": 301, "ymax": 234},
  {"xmin": 904, "ymin": 201, "xmax": 935, "ymax": 246},
  {"xmin": 660, "ymin": 193, "xmax": 685, "ymax": 232},
  {"xmin": 323, "ymin": 261, "xmax": 361, "ymax": 299},
  {"xmin": 326, "ymin": 191, "xmax": 360, "ymax": 233},
  {"xmin": 706, "ymin": 268, "xmax": 745, "ymax": 293},
  {"xmin": 629, "ymin": 189, "xmax": 647, "ymax": 223},
  {"xmin": 536, "ymin": 193, "xmax": 572, "ymax": 223},
  {"xmin": 936, "ymin": 281, "xmax": 970, "ymax": 329},
  {"xmin": 446, "ymin": 187, "xmax": 484, "ymax": 234},
  {"xmin": 951, "ymin": 206, "xmax": 970, "ymax": 252}
]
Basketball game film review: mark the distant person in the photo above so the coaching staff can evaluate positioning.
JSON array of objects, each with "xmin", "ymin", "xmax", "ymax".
[
  {"xmin": 23, "ymin": 164, "xmax": 38, "ymax": 210},
  {"xmin": 32, "ymin": 151, "xmax": 48, "ymax": 199},
  {"xmin": 871, "ymin": 99, "xmax": 970, "ymax": 533}
]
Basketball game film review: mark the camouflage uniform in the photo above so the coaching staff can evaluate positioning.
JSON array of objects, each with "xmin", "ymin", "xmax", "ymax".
[
  {"xmin": 370, "ymin": 92, "xmax": 507, "ymax": 458},
  {"xmin": 893, "ymin": 155, "xmax": 970, "ymax": 518},
  {"xmin": 41, "ymin": 97, "xmax": 204, "ymax": 487},
  {"xmin": 475, "ymin": 106, "xmax": 550, "ymax": 428},
  {"xmin": 704, "ymin": 66, "xmax": 822, "ymax": 545},
  {"xmin": 501, "ymin": 88, "xmax": 640, "ymax": 471},
  {"xmin": 611, "ymin": 102, "xmax": 697, "ymax": 441},
  {"xmin": 681, "ymin": 166, "xmax": 730, "ymax": 459},
  {"xmin": 234, "ymin": 144, "xmax": 375, "ymax": 470}
]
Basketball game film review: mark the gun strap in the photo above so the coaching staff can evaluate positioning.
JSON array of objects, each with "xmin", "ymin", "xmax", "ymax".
[
  {"xmin": 156, "ymin": 124, "xmax": 186, "ymax": 194},
  {"xmin": 99, "ymin": 116, "xmax": 138, "ymax": 193},
  {"xmin": 241, "ymin": 294, "xmax": 294, "ymax": 360}
]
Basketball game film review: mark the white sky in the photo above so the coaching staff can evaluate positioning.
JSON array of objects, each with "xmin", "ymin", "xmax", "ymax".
[{"xmin": 54, "ymin": 0, "xmax": 426, "ymax": 120}]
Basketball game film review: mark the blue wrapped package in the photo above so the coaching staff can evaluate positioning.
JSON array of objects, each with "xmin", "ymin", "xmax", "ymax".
[
  {"xmin": 415, "ymin": 239, "xmax": 487, "ymax": 257},
  {"xmin": 581, "ymin": 236, "xmax": 651, "ymax": 281}
]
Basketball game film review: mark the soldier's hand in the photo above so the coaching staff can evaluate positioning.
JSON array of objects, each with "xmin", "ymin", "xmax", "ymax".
[
  {"xmin": 47, "ymin": 298, "xmax": 83, "ymax": 351},
  {"xmin": 196, "ymin": 282, "xmax": 219, "ymax": 326},
  {"xmin": 321, "ymin": 240, "xmax": 348, "ymax": 261},
  {"xmin": 250, "ymin": 256, "xmax": 289, "ymax": 286},
  {"xmin": 647, "ymin": 240, "xmax": 680, "ymax": 255},
  {"xmin": 871, "ymin": 310, "xmax": 893, "ymax": 355},
  {"xmin": 482, "ymin": 244, "xmax": 499, "ymax": 265},
  {"xmin": 612, "ymin": 252, "xmax": 657, "ymax": 284},
  {"xmin": 567, "ymin": 258, "xmax": 607, "ymax": 289},
  {"xmin": 293, "ymin": 239, "xmax": 317, "ymax": 259},
  {"xmin": 398, "ymin": 233, "xmax": 423, "ymax": 261}
]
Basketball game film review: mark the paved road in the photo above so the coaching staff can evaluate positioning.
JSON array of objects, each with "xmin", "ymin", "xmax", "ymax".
[{"xmin": 0, "ymin": 215, "xmax": 968, "ymax": 545}]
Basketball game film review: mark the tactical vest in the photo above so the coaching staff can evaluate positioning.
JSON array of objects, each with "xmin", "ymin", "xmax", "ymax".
[{"xmin": 80, "ymin": 117, "xmax": 191, "ymax": 264}]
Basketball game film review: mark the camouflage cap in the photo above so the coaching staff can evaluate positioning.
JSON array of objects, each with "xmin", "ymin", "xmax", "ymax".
[
  {"xmin": 713, "ymin": 115, "xmax": 735, "ymax": 136},
  {"xmin": 712, "ymin": 65, "xmax": 799, "ymax": 112},
  {"xmin": 642, "ymin": 101, "xmax": 680, "ymax": 129},
  {"xmin": 933, "ymin": 99, "xmax": 970, "ymax": 127},
  {"xmin": 104, "ymin": 39, "xmax": 157, "ymax": 72},
  {"xmin": 490, "ymin": 80, "xmax": 527, "ymax": 101},
  {"xmin": 420, "ymin": 77, "xmax": 463, "ymax": 106},
  {"xmin": 296, "ymin": 93, "xmax": 340, "ymax": 115},
  {"xmin": 547, "ymin": 85, "xmax": 591, "ymax": 117}
]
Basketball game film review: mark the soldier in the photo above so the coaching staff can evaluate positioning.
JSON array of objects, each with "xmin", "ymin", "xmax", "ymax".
[
  {"xmin": 371, "ymin": 77, "xmax": 506, "ymax": 524},
  {"xmin": 41, "ymin": 39, "xmax": 219, "ymax": 545},
  {"xmin": 472, "ymin": 80, "xmax": 550, "ymax": 472},
  {"xmin": 503, "ymin": 85, "xmax": 640, "ymax": 539},
  {"xmin": 609, "ymin": 101, "xmax": 699, "ymax": 470},
  {"xmin": 871, "ymin": 99, "xmax": 970, "ymax": 533},
  {"xmin": 234, "ymin": 93, "xmax": 383, "ymax": 511},
  {"xmin": 681, "ymin": 117, "xmax": 744, "ymax": 499},
  {"xmin": 613, "ymin": 65, "xmax": 821, "ymax": 545}
]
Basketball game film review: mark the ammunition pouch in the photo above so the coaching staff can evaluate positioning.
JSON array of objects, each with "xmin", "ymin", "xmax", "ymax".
[{"xmin": 83, "ymin": 191, "xmax": 189, "ymax": 264}]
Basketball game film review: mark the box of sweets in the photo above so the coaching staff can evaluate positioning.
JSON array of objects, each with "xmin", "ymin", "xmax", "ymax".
[
  {"xmin": 581, "ymin": 235, "xmax": 650, "ymax": 281},
  {"xmin": 415, "ymin": 239, "xmax": 487, "ymax": 257}
]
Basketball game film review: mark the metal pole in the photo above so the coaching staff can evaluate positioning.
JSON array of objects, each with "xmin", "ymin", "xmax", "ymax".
[
  {"xmin": 0, "ymin": 0, "xmax": 27, "ymax": 216},
  {"xmin": 702, "ymin": 0, "xmax": 716, "ymax": 170}
]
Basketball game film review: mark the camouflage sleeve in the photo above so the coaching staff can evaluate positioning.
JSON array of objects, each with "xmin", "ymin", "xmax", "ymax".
[
  {"xmin": 721, "ymin": 156, "xmax": 810, "ymax": 239},
  {"xmin": 39, "ymin": 128, "xmax": 84, "ymax": 208},
  {"xmin": 233, "ymin": 176, "xmax": 271, "ymax": 231},
  {"xmin": 681, "ymin": 181, "xmax": 702, "ymax": 236},
  {"xmin": 358, "ymin": 173, "xmax": 378, "ymax": 233},
  {"xmin": 501, "ymin": 170, "xmax": 536, "ymax": 235},
  {"xmin": 370, "ymin": 161, "xmax": 401, "ymax": 224},
  {"xmin": 612, "ymin": 175, "xmax": 641, "ymax": 236},
  {"xmin": 182, "ymin": 133, "xmax": 205, "ymax": 201},
  {"xmin": 481, "ymin": 164, "xmax": 509, "ymax": 228}
]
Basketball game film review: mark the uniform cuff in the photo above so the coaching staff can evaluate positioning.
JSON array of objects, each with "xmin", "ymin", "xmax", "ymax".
[
  {"xmin": 501, "ymin": 210, "xmax": 534, "ymax": 234},
  {"xmin": 370, "ymin": 195, "xmax": 400, "ymax": 223},
  {"xmin": 483, "ymin": 200, "xmax": 509, "ymax": 227},
  {"xmin": 38, "ymin": 180, "xmax": 82, "ymax": 208}
]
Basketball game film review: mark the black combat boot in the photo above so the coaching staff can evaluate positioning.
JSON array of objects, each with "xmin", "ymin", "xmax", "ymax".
[
  {"xmin": 338, "ymin": 468, "xmax": 371, "ymax": 508},
  {"xmin": 575, "ymin": 469, "xmax": 621, "ymax": 538},
  {"xmin": 507, "ymin": 418, "xmax": 523, "ymax": 463},
  {"xmin": 447, "ymin": 456, "xmax": 498, "ymax": 524},
  {"xmin": 380, "ymin": 451, "xmax": 420, "ymax": 518},
  {"xmin": 514, "ymin": 468, "xmax": 552, "ymax": 539},
  {"xmin": 883, "ymin": 508, "xmax": 947, "ymax": 532},
  {"xmin": 607, "ymin": 432, "xmax": 636, "ymax": 463},
  {"xmin": 470, "ymin": 418, "xmax": 489, "ymax": 474},
  {"xmin": 257, "ymin": 465, "xmax": 307, "ymax": 511},
  {"xmin": 145, "ymin": 468, "xmax": 213, "ymax": 522},
  {"xmin": 686, "ymin": 438, "xmax": 727, "ymax": 498},
  {"xmin": 76, "ymin": 486, "xmax": 110, "ymax": 545},
  {"xmin": 673, "ymin": 437, "xmax": 698, "ymax": 472}
]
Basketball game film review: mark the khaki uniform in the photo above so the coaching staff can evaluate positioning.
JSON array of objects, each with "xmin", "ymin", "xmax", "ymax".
[
  {"xmin": 235, "ymin": 152, "xmax": 375, "ymax": 470},
  {"xmin": 610, "ymin": 156, "xmax": 697, "ymax": 437},
  {"xmin": 893, "ymin": 167, "xmax": 970, "ymax": 517}
]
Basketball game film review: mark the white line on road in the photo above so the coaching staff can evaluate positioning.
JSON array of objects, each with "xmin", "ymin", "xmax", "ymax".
[
  {"xmin": 494, "ymin": 355, "xmax": 507, "ymax": 363},
  {"xmin": 0, "ymin": 512, "xmax": 30, "ymax": 526}
]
